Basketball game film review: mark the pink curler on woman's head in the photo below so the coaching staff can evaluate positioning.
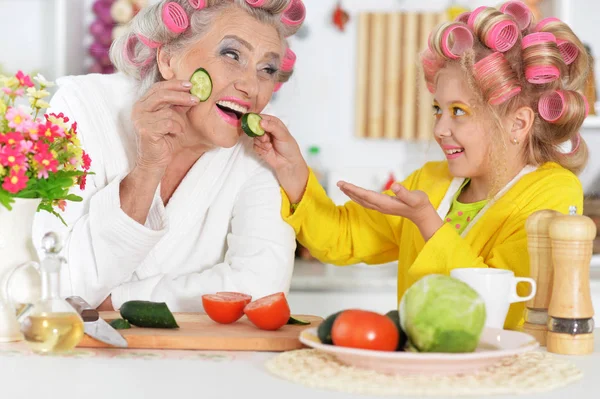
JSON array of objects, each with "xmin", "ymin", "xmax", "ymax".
[
  {"xmin": 454, "ymin": 12, "xmax": 471, "ymax": 24},
  {"xmin": 187, "ymin": 0, "xmax": 206, "ymax": 9},
  {"xmin": 467, "ymin": 6, "xmax": 486, "ymax": 30},
  {"xmin": 486, "ymin": 19, "xmax": 519, "ymax": 52},
  {"xmin": 136, "ymin": 33, "xmax": 161, "ymax": 49},
  {"xmin": 245, "ymin": 0, "xmax": 267, "ymax": 6},
  {"xmin": 473, "ymin": 52, "xmax": 522, "ymax": 105},
  {"xmin": 280, "ymin": 48, "xmax": 296, "ymax": 72},
  {"xmin": 525, "ymin": 65, "xmax": 560, "ymax": 84},
  {"xmin": 500, "ymin": 1, "xmax": 532, "ymax": 31},
  {"xmin": 162, "ymin": 2, "xmax": 189, "ymax": 34},
  {"xmin": 538, "ymin": 90, "xmax": 566, "ymax": 122},
  {"xmin": 440, "ymin": 24, "xmax": 474, "ymax": 59},
  {"xmin": 534, "ymin": 17, "xmax": 561, "ymax": 32},
  {"xmin": 281, "ymin": 0, "xmax": 305, "ymax": 26},
  {"xmin": 557, "ymin": 39, "xmax": 579, "ymax": 65},
  {"xmin": 123, "ymin": 34, "xmax": 155, "ymax": 68},
  {"xmin": 522, "ymin": 32, "xmax": 557, "ymax": 49},
  {"xmin": 566, "ymin": 132, "xmax": 582, "ymax": 155}
]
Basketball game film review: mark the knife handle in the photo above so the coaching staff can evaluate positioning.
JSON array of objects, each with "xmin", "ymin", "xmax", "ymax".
[{"xmin": 66, "ymin": 296, "xmax": 99, "ymax": 322}]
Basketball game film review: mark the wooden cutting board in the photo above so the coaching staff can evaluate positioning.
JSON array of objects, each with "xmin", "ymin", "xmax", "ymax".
[{"xmin": 77, "ymin": 312, "xmax": 322, "ymax": 351}]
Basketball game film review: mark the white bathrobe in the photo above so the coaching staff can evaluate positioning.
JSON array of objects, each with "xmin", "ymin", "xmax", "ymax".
[{"xmin": 32, "ymin": 73, "xmax": 296, "ymax": 311}]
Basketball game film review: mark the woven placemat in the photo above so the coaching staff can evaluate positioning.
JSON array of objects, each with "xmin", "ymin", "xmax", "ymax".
[{"xmin": 266, "ymin": 349, "xmax": 582, "ymax": 396}]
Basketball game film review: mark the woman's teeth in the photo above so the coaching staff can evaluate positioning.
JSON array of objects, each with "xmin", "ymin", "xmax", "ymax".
[
  {"xmin": 216, "ymin": 100, "xmax": 248, "ymax": 114},
  {"xmin": 445, "ymin": 148, "xmax": 464, "ymax": 155}
]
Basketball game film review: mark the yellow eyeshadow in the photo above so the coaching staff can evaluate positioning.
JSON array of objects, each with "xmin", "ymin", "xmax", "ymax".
[{"xmin": 449, "ymin": 102, "xmax": 472, "ymax": 115}]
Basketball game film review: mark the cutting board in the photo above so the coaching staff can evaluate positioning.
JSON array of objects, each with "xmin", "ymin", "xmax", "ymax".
[{"xmin": 77, "ymin": 312, "xmax": 322, "ymax": 351}]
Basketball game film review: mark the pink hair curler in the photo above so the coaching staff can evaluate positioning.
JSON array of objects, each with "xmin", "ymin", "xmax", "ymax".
[
  {"xmin": 280, "ymin": 48, "xmax": 296, "ymax": 72},
  {"xmin": 525, "ymin": 65, "xmax": 560, "ymax": 84},
  {"xmin": 486, "ymin": 19, "xmax": 519, "ymax": 52},
  {"xmin": 566, "ymin": 132, "xmax": 582, "ymax": 155},
  {"xmin": 583, "ymin": 93, "xmax": 590, "ymax": 117},
  {"xmin": 273, "ymin": 82, "xmax": 283, "ymax": 92},
  {"xmin": 467, "ymin": 6, "xmax": 487, "ymax": 30},
  {"xmin": 162, "ymin": 2, "xmax": 189, "ymax": 34},
  {"xmin": 474, "ymin": 52, "xmax": 522, "ymax": 105},
  {"xmin": 500, "ymin": 1, "xmax": 532, "ymax": 31},
  {"xmin": 188, "ymin": 0, "xmax": 206, "ymax": 9},
  {"xmin": 454, "ymin": 12, "xmax": 471, "ymax": 24},
  {"xmin": 440, "ymin": 24, "xmax": 474, "ymax": 59},
  {"xmin": 522, "ymin": 32, "xmax": 557, "ymax": 48},
  {"xmin": 557, "ymin": 39, "xmax": 579, "ymax": 65},
  {"xmin": 245, "ymin": 0, "xmax": 267, "ymax": 6},
  {"xmin": 534, "ymin": 17, "xmax": 561, "ymax": 32},
  {"xmin": 123, "ymin": 34, "xmax": 155, "ymax": 67},
  {"xmin": 136, "ymin": 33, "xmax": 161, "ymax": 49},
  {"xmin": 281, "ymin": 0, "xmax": 305, "ymax": 26}
]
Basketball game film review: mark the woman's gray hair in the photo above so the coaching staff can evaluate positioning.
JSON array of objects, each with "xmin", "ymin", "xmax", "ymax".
[{"xmin": 109, "ymin": 0, "xmax": 300, "ymax": 95}]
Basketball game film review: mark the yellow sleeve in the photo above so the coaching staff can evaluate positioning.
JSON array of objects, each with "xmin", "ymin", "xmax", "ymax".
[{"xmin": 281, "ymin": 168, "xmax": 419, "ymax": 266}]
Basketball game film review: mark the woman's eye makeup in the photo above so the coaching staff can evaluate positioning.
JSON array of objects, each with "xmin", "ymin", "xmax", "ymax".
[{"xmin": 432, "ymin": 101, "xmax": 471, "ymax": 118}]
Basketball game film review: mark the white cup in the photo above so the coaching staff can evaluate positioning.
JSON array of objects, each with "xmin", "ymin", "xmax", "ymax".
[{"xmin": 450, "ymin": 268, "xmax": 537, "ymax": 329}]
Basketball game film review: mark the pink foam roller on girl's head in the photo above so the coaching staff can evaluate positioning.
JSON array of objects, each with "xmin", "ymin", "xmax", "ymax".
[
  {"xmin": 534, "ymin": 17, "xmax": 561, "ymax": 32},
  {"xmin": 188, "ymin": 0, "xmax": 206, "ymax": 9},
  {"xmin": 281, "ymin": 48, "xmax": 296, "ymax": 72},
  {"xmin": 467, "ymin": 6, "xmax": 486, "ymax": 29},
  {"xmin": 500, "ymin": 1, "xmax": 532, "ymax": 31},
  {"xmin": 245, "ymin": 0, "xmax": 267, "ymax": 6},
  {"xmin": 474, "ymin": 52, "xmax": 504, "ymax": 75},
  {"xmin": 567, "ymin": 132, "xmax": 582, "ymax": 154},
  {"xmin": 557, "ymin": 39, "xmax": 579, "ymax": 65},
  {"xmin": 490, "ymin": 86, "xmax": 522, "ymax": 105},
  {"xmin": 162, "ymin": 2, "xmax": 189, "ymax": 34},
  {"xmin": 538, "ymin": 90, "xmax": 565, "ymax": 122},
  {"xmin": 281, "ymin": 0, "xmax": 305, "ymax": 26},
  {"xmin": 487, "ymin": 19, "xmax": 518, "ymax": 52},
  {"xmin": 522, "ymin": 32, "xmax": 557, "ymax": 49},
  {"xmin": 526, "ymin": 65, "xmax": 560, "ymax": 84},
  {"xmin": 137, "ymin": 34, "xmax": 161, "ymax": 49},
  {"xmin": 441, "ymin": 25, "xmax": 473, "ymax": 59},
  {"xmin": 455, "ymin": 12, "xmax": 471, "ymax": 24}
]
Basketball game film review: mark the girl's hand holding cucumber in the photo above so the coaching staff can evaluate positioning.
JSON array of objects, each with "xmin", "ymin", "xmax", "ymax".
[{"xmin": 251, "ymin": 114, "xmax": 309, "ymax": 204}]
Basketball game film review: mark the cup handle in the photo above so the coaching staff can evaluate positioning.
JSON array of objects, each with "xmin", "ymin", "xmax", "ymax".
[
  {"xmin": 3, "ymin": 261, "xmax": 41, "ymax": 305},
  {"xmin": 510, "ymin": 277, "xmax": 537, "ymax": 303}
]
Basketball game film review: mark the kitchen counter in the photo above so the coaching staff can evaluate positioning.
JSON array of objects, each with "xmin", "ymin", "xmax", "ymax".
[{"xmin": 0, "ymin": 332, "xmax": 599, "ymax": 399}]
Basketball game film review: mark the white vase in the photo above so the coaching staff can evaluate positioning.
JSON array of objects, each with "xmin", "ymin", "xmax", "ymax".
[{"xmin": 0, "ymin": 198, "xmax": 43, "ymax": 342}]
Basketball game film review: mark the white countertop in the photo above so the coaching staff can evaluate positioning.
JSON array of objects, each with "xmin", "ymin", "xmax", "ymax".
[{"xmin": 1, "ymin": 333, "xmax": 599, "ymax": 399}]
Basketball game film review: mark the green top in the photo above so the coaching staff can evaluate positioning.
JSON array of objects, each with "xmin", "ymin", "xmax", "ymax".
[{"xmin": 445, "ymin": 179, "xmax": 488, "ymax": 235}]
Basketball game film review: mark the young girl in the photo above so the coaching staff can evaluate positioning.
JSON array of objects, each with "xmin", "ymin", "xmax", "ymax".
[{"xmin": 252, "ymin": 1, "xmax": 590, "ymax": 329}]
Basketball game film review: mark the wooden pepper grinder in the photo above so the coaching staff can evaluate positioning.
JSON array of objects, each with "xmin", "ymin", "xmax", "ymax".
[
  {"xmin": 547, "ymin": 206, "xmax": 596, "ymax": 355},
  {"xmin": 524, "ymin": 210, "xmax": 560, "ymax": 346}
]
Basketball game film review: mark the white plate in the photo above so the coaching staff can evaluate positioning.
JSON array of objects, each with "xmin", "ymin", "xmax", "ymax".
[{"xmin": 299, "ymin": 327, "xmax": 539, "ymax": 375}]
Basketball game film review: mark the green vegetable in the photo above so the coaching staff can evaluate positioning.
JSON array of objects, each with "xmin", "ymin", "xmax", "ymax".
[
  {"xmin": 287, "ymin": 316, "xmax": 311, "ymax": 325},
  {"xmin": 109, "ymin": 318, "xmax": 131, "ymax": 330},
  {"xmin": 385, "ymin": 310, "xmax": 407, "ymax": 351},
  {"xmin": 120, "ymin": 300, "xmax": 179, "ymax": 329},
  {"xmin": 317, "ymin": 311, "xmax": 342, "ymax": 345},
  {"xmin": 399, "ymin": 275, "xmax": 486, "ymax": 353},
  {"xmin": 190, "ymin": 68, "xmax": 212, "ymax": 101},
  {"xmin": 241, "ymin": 113, "xmax": 265, "ymax": 137}
]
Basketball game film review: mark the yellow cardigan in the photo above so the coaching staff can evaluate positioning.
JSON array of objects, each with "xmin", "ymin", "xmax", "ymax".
[{"xmin": 281, "ymin": 161, "xmax": 583, "ymax": 329}]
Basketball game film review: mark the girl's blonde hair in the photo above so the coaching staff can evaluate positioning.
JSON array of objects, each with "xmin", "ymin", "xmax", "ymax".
[
  {"xmin": 422, "ymin": 2, "xmax": 590, "ymax": 180},
  {"xmin": 110, "ymin": 0, "xmax": 302, "ymax": 95}
]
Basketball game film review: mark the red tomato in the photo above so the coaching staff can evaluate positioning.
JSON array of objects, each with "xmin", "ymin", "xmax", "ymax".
[
  {"xmin": 331, "ymin": 309, "xmax": 399, "ymax": 351},
  {"xmin": 243, "ymin": 292, "xmax": 291, "ymax": 331},
  {"xmin": 202, "ymin": 293, "xmax": 251, "ymax": 324}
]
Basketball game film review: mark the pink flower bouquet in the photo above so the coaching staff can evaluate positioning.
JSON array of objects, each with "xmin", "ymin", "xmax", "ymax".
[{"xmin": 0, "ymin": 71, "xmax": 91, "ymax": 224}]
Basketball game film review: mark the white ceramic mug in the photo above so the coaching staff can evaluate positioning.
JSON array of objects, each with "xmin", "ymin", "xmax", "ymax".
[{"xmin": 450, "ymin": 268, "xmax": 537, "ymax": 329}]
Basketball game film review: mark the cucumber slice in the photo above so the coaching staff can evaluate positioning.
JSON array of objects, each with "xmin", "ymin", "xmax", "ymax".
[
  {"xmin": 190, "ymin": 67, "xmax": 212, "ymax": 101},
  {"xmin": 241, "ymin": 113, "xmax": 265, "ymax": 137},
  {"xmin": 120, "ymin": 300, "xmax": 179, "ymax": 329},
  {"xmin": 109, "ymin": 318, "xmax": 131, "ymax": 330},
  {"xmin": 287, "ymin": 315, "xmax": 311, "ymax": 325}
]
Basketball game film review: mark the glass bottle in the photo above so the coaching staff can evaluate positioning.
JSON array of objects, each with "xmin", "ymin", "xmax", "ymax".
[{"xmin": 20, "ymin": 232, "xmax": 84, "ymax": 353}]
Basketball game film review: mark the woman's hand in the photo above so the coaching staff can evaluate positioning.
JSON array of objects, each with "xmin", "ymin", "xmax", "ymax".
[
  {"xmin": 252, "ymin": 114, "xmax": 309, "ymax": 203},
  {"xmin": 337, "ymin": 181, "xmax": 444, "ymax": 241},
  {"xmin": 131, "ymin": 79, "xmax": 198, "ymax": 173}
]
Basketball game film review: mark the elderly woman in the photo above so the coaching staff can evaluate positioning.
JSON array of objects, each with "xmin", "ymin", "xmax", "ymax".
[{"xmin": 33, "ymin": 0, "xmax": 305, "ymax": 311}]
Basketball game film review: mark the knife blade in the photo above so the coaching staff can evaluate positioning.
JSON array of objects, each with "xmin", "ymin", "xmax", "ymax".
[{"xmin": 66, "ymin": 296, "xmax": 128, "ymax": 348}]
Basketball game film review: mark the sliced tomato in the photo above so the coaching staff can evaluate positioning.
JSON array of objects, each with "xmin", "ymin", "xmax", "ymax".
[
  {"xmin": 202, "ymin": 293, "xmax": 249, "ymax": 324},
  {"xmin": 216, "ymin": 292, "xmax": 252, "ymax": 306},
  {"xmin": 243, "ymin": 292, "xmax": 291, "ymax": 331},
  {"xmin": 331, "ymin": 309, "xmax": 399, "ymax": 351}
]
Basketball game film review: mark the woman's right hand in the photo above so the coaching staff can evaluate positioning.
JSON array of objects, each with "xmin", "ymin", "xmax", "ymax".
[
  {"xmin": 253, "ymin": 114, "xmax": 309, "ymax": 203},
  {"xmin": 131, "ymin": 79, "xmax": 199, "ymax": 174}
]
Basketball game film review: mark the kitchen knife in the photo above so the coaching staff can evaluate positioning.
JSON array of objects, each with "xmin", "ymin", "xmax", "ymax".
[{"xmin": 66, "ymin": 296, "xmax": 128, "ymax": 348}]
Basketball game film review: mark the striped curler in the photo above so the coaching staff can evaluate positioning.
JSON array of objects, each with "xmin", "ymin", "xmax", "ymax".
[
  {"xmin": 534, "ymin": 17, "xmax": 561, "ymax": 32},
  {"xmin": 556, "ymin": 39, "xmax": 579, "ymax": 65},
  {"xmin": 430, "ymin": 22, "xmax": 474, "ymax": 59},
  {"xmin": 474, "ymin": 52, "xmax": 522, "ymax": 105},
  {"xmin": 245, "ymin": 0, "xmax": 267, "ymax": 6},
  {"xmin": 162, "ymin": 2, "xmax": 189, "ymax": 34},
  {"xmin": 188, "ymin": 0, "xmax": 206, "ymax": 9},
  {"xmin": 454, "ymin": 12, "xmax": 471, "ymax": 24},
  {"xmin": 522, "ymin": 32, "xmax": 560, "ymax": 84},
  {"xmin": 538, "ymin": 90, "xmax": 589, "ymax": 123},
  {"xmin": 468, "ymin": 6, "xmax": 518, "ymax": 52},
  {"xmin": 500, "ymin": 1, "xmax": 532, "ymax": 31},
  {"xmin": 280, "ymin": 48, "xmax": 296, "ymax": 71},
  {"xmin": 421, "ymin": 49, "xmax": 442, "ymax": 93},
  {"xmin": 136, "ymin": 34, "xmax": 161, "ymax": 49},
  {"xmin": 281, "ymin": 0, "xmax": 305, "ymax": 26}
]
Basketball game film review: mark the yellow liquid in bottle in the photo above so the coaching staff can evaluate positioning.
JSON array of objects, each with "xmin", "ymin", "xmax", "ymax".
[{"xmin": 21, "ymin": 313, "xmax": 85, "ymax": 353}]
